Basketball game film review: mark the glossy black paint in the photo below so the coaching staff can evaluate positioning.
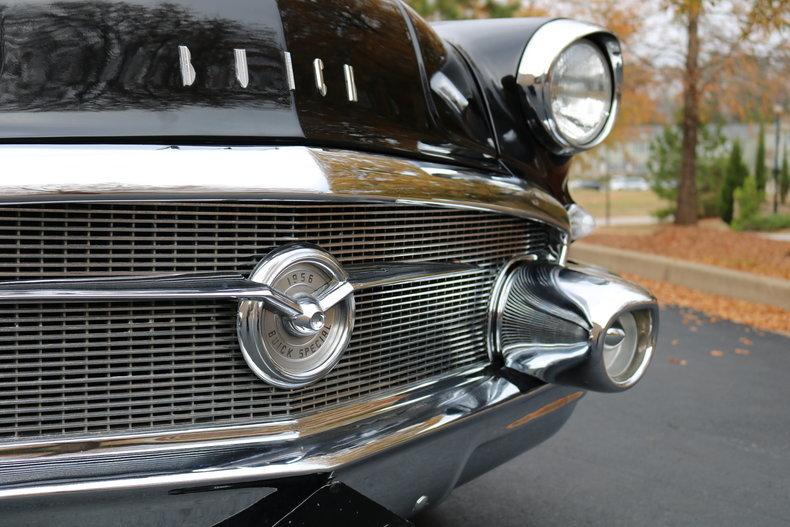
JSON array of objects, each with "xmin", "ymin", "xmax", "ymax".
[
  {"xmin": 278, "ymin": 0, "xmax": 485, "ymax": 166},
  {"xmin": 433, "ymin": 18, "xmax": 574, "ymax": 201},
  {"xmin": 0, "ymin": 380, "xmax": 581, "ymax": 525},
  {"xmin": 0, "ymin": 0, "xmax": 577, "ymax": 199},
  {"xmin": 403, "ymin": 5, "xmax": 497, "ymax": 163},
  {"xmin": 0, "ymin": 0, "xmax": 303, "ymax": 137},
  {"xmin": 0, "ymin": 0, "xmax": 502, "ymax": 171}
]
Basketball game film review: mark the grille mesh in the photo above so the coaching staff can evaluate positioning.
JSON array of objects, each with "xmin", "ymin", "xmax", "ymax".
[{"xmin": 0, "ymin": 202, "xmax": 554, "ymax": 441}]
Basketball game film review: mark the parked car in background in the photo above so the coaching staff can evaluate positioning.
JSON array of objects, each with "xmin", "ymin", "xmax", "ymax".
[
  {"xmin": 610, "ymin": 176, "xmax": 652, "ymax": 191},
  {"xmin": 570, "ymin": 179, "xmax": 604, "ymax": 191},
  {"xmin": 0, "ymin": 2, "xmax": 658, "ymax": 525}
]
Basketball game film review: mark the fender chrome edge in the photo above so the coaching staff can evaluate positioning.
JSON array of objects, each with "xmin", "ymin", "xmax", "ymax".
[{"xmin": 0, "ymin": 145, "xmax": 569, "ymax": 233}]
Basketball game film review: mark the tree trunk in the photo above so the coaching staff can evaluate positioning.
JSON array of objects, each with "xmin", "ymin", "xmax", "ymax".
[{"xmin": 675, "ymin": 2, "xmax": 701, "ymax": 225}]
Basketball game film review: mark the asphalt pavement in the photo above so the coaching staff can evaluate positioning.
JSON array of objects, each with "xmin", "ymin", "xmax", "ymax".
[{"xmin": 416, "ymin": 306, "xmax": 790, "ymax": 526}]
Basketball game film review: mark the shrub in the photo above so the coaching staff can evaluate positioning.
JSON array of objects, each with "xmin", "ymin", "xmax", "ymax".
[
  {"xmin": 720, "ymin": 140, "xmax": 748, "ymax": 224},
  {"xmin": 733, "ymin": 214, "xmax": 790, "ymax": 232},
  {"xmin": 733, "ymin": 176, "xmax": 760, "ymax": 227},
  {"xmin": 781, "ymin": 150, "xmax": 789, "ymax": 205},
  {"xmin": 699, "ymin": 156, "xmax": 727, "ymax": 217},
  {"xmin": 648, "ymin": 121, "xmax": 727, "ymax": 218}
]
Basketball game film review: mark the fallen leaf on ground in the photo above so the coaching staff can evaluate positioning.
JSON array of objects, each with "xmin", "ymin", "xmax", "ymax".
[
  {"xmin": 735, "ymin": 348, "xmax": 751, "ymax": 356},
  {"xmin": 668, "ymin": 357, "xmax": 688, "ymax": 366},
  {"xmin": 621, "ymin": 273, "xmax": 790, "ymax": 334},
  {"xmin": 671, "ymin": 339, "xmax": 679, "ymax": 347},
  {"xmin": 739, "ymin": 337, "xmax": 753, "ymax": 346},
  {"xmin": 588, "ymin": 224, "xmax": 790, "ymax": 280},
  {"xmin": 709, "ymin": 350, "xmax": 724, "ymax": 357}
]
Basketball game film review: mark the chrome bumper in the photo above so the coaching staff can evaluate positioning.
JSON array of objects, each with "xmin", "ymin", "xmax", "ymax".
[
  {"xmin": 0, "ymin": 372, "xmax": 582, "ymax": 524},
  {"xmin": 0, "ymin": 145, "xmax": 656, "ymax": 525}
]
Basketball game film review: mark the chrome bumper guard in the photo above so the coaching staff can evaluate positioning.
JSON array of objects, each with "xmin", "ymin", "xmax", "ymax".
[
  {"xmin": 490, "ymin": 261, "xmax": 659, "ymax": 392},
  {"xmin": 0, "ymin": 373, "xmax": 582, "ymax": 524}
]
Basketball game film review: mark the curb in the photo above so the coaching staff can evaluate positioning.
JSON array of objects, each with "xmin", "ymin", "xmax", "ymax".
[{"xmin": 569, "ymin": 243, "xmax": 790, "ymax": 311}]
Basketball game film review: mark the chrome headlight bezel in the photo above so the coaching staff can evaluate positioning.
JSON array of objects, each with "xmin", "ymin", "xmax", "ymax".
[{"xmin": 516, "ymin": 19, "xmax": 623, "ymax": 155}]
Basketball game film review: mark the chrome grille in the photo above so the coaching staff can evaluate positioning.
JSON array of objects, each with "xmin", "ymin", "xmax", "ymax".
[
  {"xmin": 0, "ymin": 203, "xmax": 542, "ymax": 277},
  {"xmin": 0, "ymin": 202, "xmax": 554, "ymax": 440}
]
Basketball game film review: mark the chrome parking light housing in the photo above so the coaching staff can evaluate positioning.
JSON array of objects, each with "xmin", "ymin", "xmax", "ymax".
[
  {"xmin": 517, "ymin": 19, "xmax": 623, "ymax": 155},
  {"xmin": 566, "ymin": 203, "xmax": 597, "ymax": 240},
  {"xmin": 489, "ymin": 259, "xmax": 658, "ymax": 392}
]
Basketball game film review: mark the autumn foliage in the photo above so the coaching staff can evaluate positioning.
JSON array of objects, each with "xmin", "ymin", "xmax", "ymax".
[
  {"xmin": 408, "ymin": 0, "xmax": 789, "ymax": 225},
  {"xmin": 588, "ymin": 223, "xmax": 790, "ymax": 280}
]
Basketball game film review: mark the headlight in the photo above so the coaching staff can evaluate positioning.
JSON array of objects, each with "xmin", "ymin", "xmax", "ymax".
[
  {"xmin": 550, "ymin": 40, "xmax": 613, "ymax": 146},
  {"xmin": 517, "ymin": 20, "xmax": 622, "ymax": 154}
]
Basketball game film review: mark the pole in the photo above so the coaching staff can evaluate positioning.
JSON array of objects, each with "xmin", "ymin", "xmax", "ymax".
[
  {"xmin": 605, "ymin": 176, "xmax": 611, "ymax": 227},
  {"xmin": 774, "ymin": 110, "xmax": 781, "ymax": 214},
  {"xmin": 602, "ymin": 159, "xmax": 611, "ymax": 227}
]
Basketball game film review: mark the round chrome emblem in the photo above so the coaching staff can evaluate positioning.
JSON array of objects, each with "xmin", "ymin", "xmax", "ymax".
[{"xmin": 237, "ymin": 246, "xmax": 355, "ymax": 388}]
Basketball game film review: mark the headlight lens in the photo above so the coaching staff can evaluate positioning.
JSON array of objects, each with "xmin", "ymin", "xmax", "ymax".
[{"xmin": 549, "ymin": 40, "xmax": 613, "ymax": 146}]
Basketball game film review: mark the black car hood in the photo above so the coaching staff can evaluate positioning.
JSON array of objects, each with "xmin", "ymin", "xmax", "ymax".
[{"xmin": 0, "ymin": 0, "xmax": 497, "ymax": 168}]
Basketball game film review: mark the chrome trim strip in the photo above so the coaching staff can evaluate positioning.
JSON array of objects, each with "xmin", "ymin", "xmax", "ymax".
[
  {"xmin": 343, "ymin": 64, "xmax": 358, "ymax": 102},
  {"xmin": 0, "ymin": 273, "xmax": 303, "ymax": 317},
  {"xmin": 0, "ymin": 146, "xmax": 570, "ymax": 232},
  {"xmin": 0, "ymin": 468, "xmax": 287, "ymax": 500},
  {"xmin": 178, "ymin": 45, "xmax": 196, "ymax": 87},
  {"xmin": 0, "ymin": 364, "xmax": 486, "ymax": 463},
  {"xmin": 0, "ymin": 262, "xmax": 477, "ymax": 306},
  {"xmin": 313, "ymin": 58, "xmax": 327, "ymax": 96},
  {"xmin": 0, "ymin": 374, "xmax": 574, "ymax": 499},
  {"xmin": 234, "ymin": 48, "xmax": 249, "ymax": 88},
  {"xmin": 284, "ymin": 51, "xmax": 296, "ymax": 90}
]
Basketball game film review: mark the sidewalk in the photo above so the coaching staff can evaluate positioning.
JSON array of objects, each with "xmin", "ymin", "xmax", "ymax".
[
  {"xmin": 594, "ymin": 215, "xmax": 659, "ymax": 227},
  {"xmin": 570, "ymin": 242, "xmax": 790, "ymax": 311},
  {"xmin": 758, "ymin": 231, "xmax": 790, "ymax": 242}
]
